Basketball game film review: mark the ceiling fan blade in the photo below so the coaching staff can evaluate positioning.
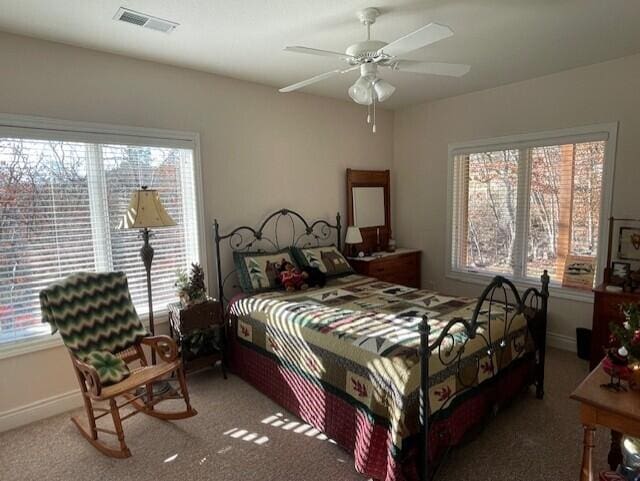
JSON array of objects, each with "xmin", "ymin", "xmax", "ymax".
[
  {"xmin": 378, "ymin": 23, "xmax": 454, "ymax": 57},
  {"xmin": 284, "ymin": 46, "xmax": 353, "ymax": 61},
  {"xmin": 279, "ymin": 66, "xmax": 359, "ymax": 93},
  {"xmin": 391, "ymin": 60, "xmax": 470, "ymax": 77}
]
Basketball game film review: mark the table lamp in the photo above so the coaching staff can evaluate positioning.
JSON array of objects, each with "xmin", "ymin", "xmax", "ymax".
[
  {"xmin": 120, "ymin": 186, "xmax": 176, "ymax": 365},
  {"xmin": 345, "ymin": 226, "xmax": 363, "ymax": 257}
]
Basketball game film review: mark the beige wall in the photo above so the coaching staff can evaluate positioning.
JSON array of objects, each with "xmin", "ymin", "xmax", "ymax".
[
  {"xmin": 0, "ymin": 32, "xmax": 393, "ymax": 422},
  {"xmin": 4, "ymin": 29, "xmax": 640, "ymax": 429},
  {"xmin": 393, "ymin": 53, "xmax": 640, "ymax": 349}
]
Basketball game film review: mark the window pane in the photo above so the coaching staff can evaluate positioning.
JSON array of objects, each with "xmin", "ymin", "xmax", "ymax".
[
  {"xmin": 462, "ymin": 150, "xmax": 519, "ymax": 275},
  {"xmin": 103, "ymin": 146, "xmax": 196, "ymax": 316},
  {"xmin": 0, "ymin": 133, "xmax": 199, "ymax": 345},
  {"xmin": 571, "ymin": 142, "xmax": 604, "ymax": 256},
  {"xmin": 527, "ymin": 145, "xmax": 565, "ymax": 280},
  {"xmin": 0, "ymin": 139, "xmax": 95, "ymax": 342},
  {"xmin": 526, "ymin": 142, "xmax": 604, "ymax": 281}
]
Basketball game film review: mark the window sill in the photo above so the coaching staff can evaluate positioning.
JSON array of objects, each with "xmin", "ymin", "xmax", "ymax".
[
  {"xmin": 446, "ymin": 270, "xmax": 594, "ymax": 304},
  {"xmin": 0, "ymin": 310, "xmax": 170, "ymax": 361},
  {"xmin": 0, "ymin": 334, "xmax": 63, "ymax": 360}
]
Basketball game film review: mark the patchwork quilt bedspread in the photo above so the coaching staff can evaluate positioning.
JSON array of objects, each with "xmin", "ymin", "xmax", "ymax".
[{"xmin": 230, "ymin": 274, "xmax": 532, "ymax": 457}]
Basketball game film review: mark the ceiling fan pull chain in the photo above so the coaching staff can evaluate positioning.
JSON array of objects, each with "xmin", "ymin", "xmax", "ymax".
[{"xmin": 367, "ymin": 103, "xmax": 371, "ymax": 124}]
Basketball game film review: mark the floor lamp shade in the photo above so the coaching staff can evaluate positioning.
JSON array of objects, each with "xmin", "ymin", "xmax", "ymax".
[{"xmin": 120, "ymin": 187, "xmax": 176, "ymax": 229}]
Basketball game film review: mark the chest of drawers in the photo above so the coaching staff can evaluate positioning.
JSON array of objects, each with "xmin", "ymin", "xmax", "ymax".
[{"xmin": 348, "ymin": 249, "xmax": 421, "ymax": 288}]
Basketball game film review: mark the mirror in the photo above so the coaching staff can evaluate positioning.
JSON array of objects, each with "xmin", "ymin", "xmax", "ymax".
[
  {"xmin": 353, "ymin": 187, "xmax": 385, "ymax": 228},
  {"xmin": 346, "ymin": 169, "xmax": 391, "ymax": 254}
]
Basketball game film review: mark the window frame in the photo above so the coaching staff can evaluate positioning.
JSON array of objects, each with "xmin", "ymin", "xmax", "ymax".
[
  {"xmin": 446, "ymin": 123, "xmax": 618, "ymax": 303},
  {"xmin": 0, "ymin": 113, "xmax": 207, "ymax": 358}
]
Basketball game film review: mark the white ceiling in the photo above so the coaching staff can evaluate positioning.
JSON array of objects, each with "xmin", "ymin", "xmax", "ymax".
[{"xmin": 1, "ymin": 0, "xmax": 640, "ymax": 109}]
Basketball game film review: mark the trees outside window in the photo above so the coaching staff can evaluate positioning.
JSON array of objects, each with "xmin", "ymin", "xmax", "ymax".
[
  {"xmin": 0, "ymin": 136, "xmax": 200, "ymax": 344},
  {"xmin": 450, "ymin": 130, "xmax": 610, "ymax": 287}
]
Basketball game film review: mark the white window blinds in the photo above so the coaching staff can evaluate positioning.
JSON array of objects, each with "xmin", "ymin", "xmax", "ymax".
[
  {"xmin": 0, "ymin": 132, "xmax": 200, "ymax": 345},
  {"xmin": 450, "ymin": 134, "xmax": 608, "ymax": 286}
]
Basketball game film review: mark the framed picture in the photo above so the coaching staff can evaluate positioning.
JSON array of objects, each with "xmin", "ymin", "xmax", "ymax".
[
  {"xmin": 562, "ymin": 255, "xmax": 596, "ymax": 290},
  {"xmin": 618, "ymin": 227, "xmax": 640, "ymax": 261},
  {"xmin": 610, "ymin": 261, "xmax": 631, "ymax": 286}
]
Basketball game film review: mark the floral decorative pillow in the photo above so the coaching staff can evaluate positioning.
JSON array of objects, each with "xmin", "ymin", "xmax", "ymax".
[
  {"xmin": 85, "ymin": 351, "xmax": 130, "ymax": 386},
  {"xmin": 234, "ymin": 248, "xmax": 299, "ymax": 293},
  {"xmin": 293, "ymin": 246, "xmax": 353, "ymax": 277}
]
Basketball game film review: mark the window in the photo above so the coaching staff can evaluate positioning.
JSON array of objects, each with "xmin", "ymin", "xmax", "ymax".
[
  {"xmin": 0, "ymin": 118, "xmax": 202, "ymax": 345},
  {"xmin": 449, "ymin": 125, "xmax": 616, "ymax": 289}
]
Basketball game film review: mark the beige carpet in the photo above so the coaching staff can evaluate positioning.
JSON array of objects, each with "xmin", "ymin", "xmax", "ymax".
[{"xmin": 0, "ymin": 348, "xmax": 611, "ymax": 481}]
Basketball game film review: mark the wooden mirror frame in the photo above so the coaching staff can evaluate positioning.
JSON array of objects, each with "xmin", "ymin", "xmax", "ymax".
[{"xmin": 346, "ymin": 169, "xmax": 391, "ymax": 254}]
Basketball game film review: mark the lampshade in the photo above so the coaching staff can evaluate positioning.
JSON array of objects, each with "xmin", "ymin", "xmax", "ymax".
[
  {"xmin": 119, "ymin": 187, "xmax": 176, "ymax": 229},
  {"xmin": 345, "ymin": 226, "xmax": 363, "ymax": 245},
  {"xmin": 372, "ymin": 78, "xmax": 396, "ymax": 102},
  {"xmin": 348, "ymin": 76, "xmax": 373, "ymax": 105}
]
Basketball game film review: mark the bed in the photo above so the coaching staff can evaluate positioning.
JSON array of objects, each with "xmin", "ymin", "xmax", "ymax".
[{"xmin": 213, "ymin": 209, "xmax": 549, "ymax": 481}]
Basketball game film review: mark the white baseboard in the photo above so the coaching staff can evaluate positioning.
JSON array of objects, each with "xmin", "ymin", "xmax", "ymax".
[
  {"xmin": 0, "ymin": 389, "xmax": 82, "ymax": 433},
  {"xmin": 547, "ymin": 331, "xmax": 576, "ymax": 353}
]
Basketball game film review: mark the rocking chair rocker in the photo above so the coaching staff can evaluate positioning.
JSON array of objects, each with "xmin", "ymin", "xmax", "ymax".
[{"xmin": 40, "ymin": 271, "xmax": 197, "ymax": 458}]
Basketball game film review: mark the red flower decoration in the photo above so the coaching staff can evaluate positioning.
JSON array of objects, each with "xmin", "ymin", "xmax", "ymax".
[
  {"xmin": 603, "ymin": 356, "xmax": 632, "ymax": 380},
  {"xmin": 351, "ymin": 378, "xmax": 368, "ymax": 398},
  {"xmin": 435, "ymin": 386, "xmax": 452, "ymax": 402},
  {"xmin": 481, "ymin": 360, "xmax": 494, "ymax": 374}
]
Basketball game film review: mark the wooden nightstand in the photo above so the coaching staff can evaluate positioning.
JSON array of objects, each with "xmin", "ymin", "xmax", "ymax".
[
  {"xmin": 348, "ymin": 248, "xmax": 421, "ymax": 288},
  {"xmin": 168, "ymin": 299, "xmax": 227, "ymax": 378}
]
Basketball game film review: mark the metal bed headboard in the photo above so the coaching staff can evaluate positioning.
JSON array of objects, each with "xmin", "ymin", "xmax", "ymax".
[{"xmin": 212, "ymin": 208, "xmax": 341, "ymax": 304}]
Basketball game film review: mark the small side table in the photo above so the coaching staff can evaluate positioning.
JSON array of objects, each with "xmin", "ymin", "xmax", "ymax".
[
  {"xmin": 168, "ymin": 300, "xmax": 227, "ymax": 378},
  {"xmin": 571, "ymin": 361, "xmax": 640, "ymax": 481}
]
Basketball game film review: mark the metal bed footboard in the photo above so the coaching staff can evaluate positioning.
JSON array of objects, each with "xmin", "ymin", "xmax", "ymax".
[{"xmin": 417, "ymin": 272, "xmax": 550, "ymax": 481}]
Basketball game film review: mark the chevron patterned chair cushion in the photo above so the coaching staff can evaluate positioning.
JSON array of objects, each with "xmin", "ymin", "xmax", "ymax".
[{"xmin": 40, "ymin": 271, "xmax": 148, "ymax": 360}]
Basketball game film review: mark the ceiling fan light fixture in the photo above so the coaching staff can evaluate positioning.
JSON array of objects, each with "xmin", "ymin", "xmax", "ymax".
[
  {"xmin": 348, "ymin": 76, "xmax": 373, "ymax": 105},
  {"xmin": 279, "ymin": 7, "xmax": 469, "ymax": 133},
  {"xmin": 372, "ymin": 78, "xmax": 395, "ymax": 102}
]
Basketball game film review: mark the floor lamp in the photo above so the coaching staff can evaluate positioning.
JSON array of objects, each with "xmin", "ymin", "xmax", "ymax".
[{"xmin": 121, "ymin": 186, "xmax": 176, "ymax": 394}]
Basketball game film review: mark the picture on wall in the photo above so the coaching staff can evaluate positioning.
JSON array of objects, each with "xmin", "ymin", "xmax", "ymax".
[
  {"xmin": 610, "ymin": 261, "xmax": 631, "ymax": 286},
  {"xmin": 618, "ymin": 227, "xmax": 640, "ymax": 261},
  {"xmin": 562, "ymin": 255, "xmax": 596, "ymax": 290}
]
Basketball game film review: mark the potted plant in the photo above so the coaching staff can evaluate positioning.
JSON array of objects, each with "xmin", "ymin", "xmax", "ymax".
[
  {"xmin": 174, "ymin": 263, "xmax": 207, "ymax": 307},
  {"xmin": 182, "ymin": 327, "xmax": 222, "ymax": 358},
  {"xmin": 174, "ymin": 269, "xmax": 191, "ymax": 306}
]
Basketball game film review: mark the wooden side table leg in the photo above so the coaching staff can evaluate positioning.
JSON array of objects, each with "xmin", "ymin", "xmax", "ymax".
[
  {"xmin": 608, "ymin": 430, "xmax": 622, "ymax": 471},
  {"xmin": 580, "ymin": 425, "xmax": 596, "ymax": 481}
]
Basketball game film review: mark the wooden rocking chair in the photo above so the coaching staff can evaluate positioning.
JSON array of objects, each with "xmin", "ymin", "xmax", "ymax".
[{"xmin": 40, "ymin": 271, "xmax": 197, "ymax": 458}]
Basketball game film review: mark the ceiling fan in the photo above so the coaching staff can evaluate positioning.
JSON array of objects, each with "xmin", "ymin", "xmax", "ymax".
[{"xmin": 279, "ymin": 7, "xmax": 470, "ymax": 132}]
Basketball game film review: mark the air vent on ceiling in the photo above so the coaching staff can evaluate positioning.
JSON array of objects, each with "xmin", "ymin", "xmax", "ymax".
[{"xmin": 113, "ymin": 7, "xmax": 178, "ymax": 34}]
